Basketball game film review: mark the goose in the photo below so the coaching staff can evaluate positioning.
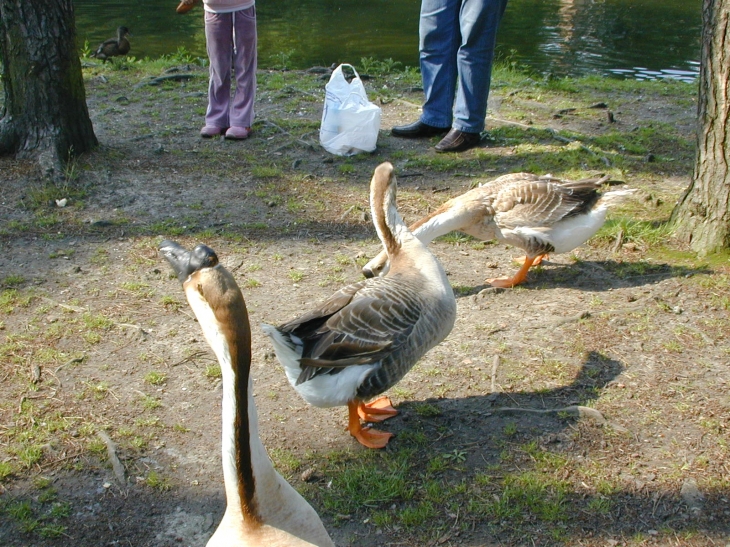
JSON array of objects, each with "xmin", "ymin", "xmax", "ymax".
[
  {"xmin": 159, "ymin": 240, "xmax": 335, "ymax": 547},
  {"xmin": 92, "ymin": 26, "xmax": 131, "ymax": 62},
  {"xmin": 262, "ymin": 162, "xmax": 456, "ymax": 449},
  {"xmin": 361, "ymin": 172, "xmax": 635, "ymax": 288}
]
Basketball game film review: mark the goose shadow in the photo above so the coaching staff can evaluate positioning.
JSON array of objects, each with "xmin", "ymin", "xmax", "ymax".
[
  {"xmin": 453, "ymin": 259, "xmax": 711, "ymax": 297},
  {"xmin": 371, "ymin": 351, "xmax": 730, "ymax": 542},
  {"xmin": 391, "ymin": 350, "xmax": 624, "ymax": 453}
]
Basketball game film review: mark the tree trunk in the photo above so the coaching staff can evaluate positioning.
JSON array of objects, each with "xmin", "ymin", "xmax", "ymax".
[
  {"xmin": 671, "ymin": 0, "xmax": 730, "ymax": 255},
  {"xmin": 0, "ymin": 0, "xmax": 97, "ymax": 180}
]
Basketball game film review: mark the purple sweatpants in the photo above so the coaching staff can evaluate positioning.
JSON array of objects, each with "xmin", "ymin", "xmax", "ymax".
[{"xmin": 204, "ymin": 7, "xmax": 257, "ymax": 129}]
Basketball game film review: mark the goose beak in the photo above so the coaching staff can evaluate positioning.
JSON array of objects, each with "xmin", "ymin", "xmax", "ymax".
[
  {"xmin": 361, "ymin": 266, "xmax": 375, "ymax": 279},
  {"xmin": 159, "ymin": 240, "xmax": 218, "ymax": 282}
]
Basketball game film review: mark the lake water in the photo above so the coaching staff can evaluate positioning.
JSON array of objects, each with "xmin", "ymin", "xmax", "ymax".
[{"xmin": 74, "ymin": 0, "xmax": 701, "ymax": 82}]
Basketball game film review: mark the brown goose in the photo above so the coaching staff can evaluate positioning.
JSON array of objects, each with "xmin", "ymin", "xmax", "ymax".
[
  {"xmin": 362, "ymin": 172, "xmax": 635, "ymax": 287},
  {"xmin": 262, "ymin": 162, "xmax": 456, "ymax": 449},
  {"xmin": 92, "ymin": 26, "xmax": 131, "ymax": 62},
  {"xmin": 160, "ymin": 241, "xmax": 335, "ymax": 547}
]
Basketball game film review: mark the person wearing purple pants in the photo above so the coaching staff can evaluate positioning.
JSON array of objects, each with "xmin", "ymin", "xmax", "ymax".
[{"xmin": 178, "ymin": 0, "xmax": 257, "ymax": 140}]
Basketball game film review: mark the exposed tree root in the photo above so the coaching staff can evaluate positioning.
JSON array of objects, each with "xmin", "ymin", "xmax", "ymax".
[
  {"xmin": 492, "ymin": 404, "xmax": 627, "ymax": 432},
  {"xmin": 98, "ymin": 431, "xmax": 127, "ymax": 487}
]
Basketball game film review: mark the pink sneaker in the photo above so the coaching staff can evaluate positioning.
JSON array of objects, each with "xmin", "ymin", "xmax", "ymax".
[
  {"xmin": 224, "ymin": 126, "xmax": 252, "ymax": 140},
  {"xmin": 200, "ymin": 126, "xmax": 225, "ymax": 138}
]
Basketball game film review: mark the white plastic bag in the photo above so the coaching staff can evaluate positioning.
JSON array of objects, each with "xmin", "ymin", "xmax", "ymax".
[{"xmin": 320, "ymin": 64, "xmax": 382, "ymax": 156}]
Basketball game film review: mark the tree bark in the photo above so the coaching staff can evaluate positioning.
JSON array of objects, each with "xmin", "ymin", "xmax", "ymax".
[
  {"xmin": 671, "ymin": 0, "xmax": 730, "ymax": 255},
  {"xmin": 0, "ymin": 0, "xmax": 97, "ymax": 180}
]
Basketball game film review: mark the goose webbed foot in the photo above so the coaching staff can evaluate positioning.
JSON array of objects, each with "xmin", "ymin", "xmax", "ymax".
[
  {"xmin": 357, "ymin": 396, "xmax": 398, "ymax": 422},
  {"xmin": 353, "ymin": 425, "xmax": 395, "ymax": 449},
  {"xmin": 348, "ymin": 400, "xmax": 395, "ymax": 448},
  {"xmin": 486, "ymin": 255, "xmax": 538, "ymax": 288},
  {"xmin": 514, "ymin": 253, "xmax": 549, "ymax": 265}
]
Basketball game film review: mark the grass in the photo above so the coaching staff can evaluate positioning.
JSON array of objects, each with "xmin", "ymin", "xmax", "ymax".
[
  {"xmin": 204, "ymin": 363, "xmax": 222, "ymax": 379},
  {"xmin": 145, "ymin": 470, "xmax": 172, "ymax": 491},
  {"xmin": 160, "ymin": 295, "xmax": 182, "ymax": 310},
  {"xmin": 141, "ymin": 395, "xmax": 162, "ymax": 410},
  {"xmin": 144, "ymin": 371, "xmax": 167, "ymax": 385},
  {"xmin": 299, "ymin": 429, "xmax": 624, "ymax": 542},
  {"xmin": 0, "ymin": 486, "xmax": 72, "ymax": 541},
  {"xmin": 0, "ymin": 289, "xmax": 33, "ymax": 313}
]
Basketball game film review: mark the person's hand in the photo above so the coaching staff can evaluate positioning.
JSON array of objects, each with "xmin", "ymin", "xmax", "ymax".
[{"xmin": 176, "ymin": 0, "xmax": 198, "ymax": 13}]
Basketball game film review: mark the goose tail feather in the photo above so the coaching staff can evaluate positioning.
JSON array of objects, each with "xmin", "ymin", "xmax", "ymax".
[{"xmin": 598, "ymin": 188, "xmax": 637, "ymax": 207}]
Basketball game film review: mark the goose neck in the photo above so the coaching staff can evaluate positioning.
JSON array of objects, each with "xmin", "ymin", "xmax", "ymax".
[{"xmin": 219, "ymin": 364, "xmax": 271, "ymax": 524}]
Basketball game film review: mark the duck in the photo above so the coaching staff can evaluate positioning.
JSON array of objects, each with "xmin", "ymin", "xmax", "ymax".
[
  {"xmin": 361, "ymin": 172, "xmax": 635, "ymax": 288},
  {"xmin": 159, "ymin": 240, "xmax": 335, "ymax": 547},
  {"xmin": 262, "ymin": 162, "xmax": 456, "ymax": 449},
  {"xmin": 92, "ymin": 26, "xmax": 131, "ymax": 62}
]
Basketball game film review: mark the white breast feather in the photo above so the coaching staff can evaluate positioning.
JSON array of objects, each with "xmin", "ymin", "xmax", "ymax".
[{"xmin": 551, "ymin": 206, "xmax": 610, "ymax": 253}]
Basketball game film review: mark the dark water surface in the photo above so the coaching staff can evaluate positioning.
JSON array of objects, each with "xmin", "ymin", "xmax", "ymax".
[{"xmin": 74, "ymin": 0, "xmax": 701, "ymax": 81}]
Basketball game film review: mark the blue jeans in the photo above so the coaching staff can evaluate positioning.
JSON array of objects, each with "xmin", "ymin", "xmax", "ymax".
[{"xmin": 419, "ymin": 0, "xmax": 508, "ymax": 133}]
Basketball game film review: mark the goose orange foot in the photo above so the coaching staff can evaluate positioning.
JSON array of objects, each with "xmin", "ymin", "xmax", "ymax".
[
  {"xmin": 486, "ymin": 255, "xmax": 538, "ymax": 288},
  {"xmin": 348, "ymin": 400, "xmax": 394, "ymax": 448},
  {"xmin": 357, "ymin": 396, "xmax": 398, "ymax": 422},
  {"xmin": 514, "ymin": 253, "xmax": 549, "ymax": 265}
]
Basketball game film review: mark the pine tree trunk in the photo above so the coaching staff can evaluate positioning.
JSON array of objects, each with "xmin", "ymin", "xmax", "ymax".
[
  {"xmin": 0, "ymin": 0, "xmax": 97, "ymax": 180},
  {"xmin": 671, "ymin": 0, "xmax": 730, "ymax": 255}
]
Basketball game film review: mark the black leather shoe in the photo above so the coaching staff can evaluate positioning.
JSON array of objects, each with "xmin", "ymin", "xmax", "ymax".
[
  {"xmin": 434, "ymin": 129, "xmax": 482, "ymax": 152},
  {"xmin": 392, "ymin": 120, "xmax": 450, "ymax": 138}
]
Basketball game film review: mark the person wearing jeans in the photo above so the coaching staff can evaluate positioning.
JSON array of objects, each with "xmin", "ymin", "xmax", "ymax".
[
  {"xmin": 392, "ymin": 0, "xmax": 508, "ymax": 152},
  {"xmin": 178, "ymin": 0, "xmax": 257, "ymax": 140}
]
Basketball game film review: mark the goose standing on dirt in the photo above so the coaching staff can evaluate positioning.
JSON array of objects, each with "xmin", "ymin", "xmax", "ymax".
[
  {"xmin": 262, "ymin": 162, "xmax": 457, "ymax": 449},
  {"xmin": 92, "ymin": 26, "xmax": 131, "ymax": 62},
  {"xmin": 160, "ymin": 241, "xmax": 335, "ymax": 547},
  {"xmin": 362, "ymin": 172, "xmax": 635, "ymax": 288}
]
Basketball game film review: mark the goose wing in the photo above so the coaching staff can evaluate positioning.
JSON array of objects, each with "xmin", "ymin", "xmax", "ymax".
[
  {"xmin": 493, "ymin": 177, "xmax": 601, "ymax": 229},
  {"xmin": 280, "ymin": 277, "xmax": 420, "ymax": 385}
]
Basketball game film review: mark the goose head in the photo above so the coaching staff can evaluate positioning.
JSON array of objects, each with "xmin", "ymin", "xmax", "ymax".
[
  {"xmin": 369, "ymin": 162, "xmax": 412, "ymax": 265},
  {"xmin": 360, "ymin": 166, "xmax": 393, "ymax": 279},
  {"xmin": 159, "ymin": 240, "xmax": 334, "ymax": 547},
  {"xmin": 361, "ymin": 253, "xmax": 388, "ymax": 278},
  {"xmin": 363, "ymin": 164, "xmax": 466, "ymax": 279}
]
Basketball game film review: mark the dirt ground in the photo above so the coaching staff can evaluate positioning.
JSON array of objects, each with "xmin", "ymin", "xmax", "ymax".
[{"xmin": 1, "ymin": 64, "xmax": 729, "ymax": 547}]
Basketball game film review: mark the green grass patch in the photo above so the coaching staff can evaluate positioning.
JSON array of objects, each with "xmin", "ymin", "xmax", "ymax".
[
  {"xmin": 145, "ymin": 470, "xmax": 171, "ymax": 491},
  {"xmin": 204, "ymin": 363, "xmax": 222, "ymax": 379},
  {"xmin": 320, "ymin": 451, "xmax": 414, "ymax": 513},
  {"xmin": 0, "ymin": 289, "xmax": 34, "ymax": 314},
  {"xmin": 144, "ymin": 371, "xmax": 167, "ymax": 386}
]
